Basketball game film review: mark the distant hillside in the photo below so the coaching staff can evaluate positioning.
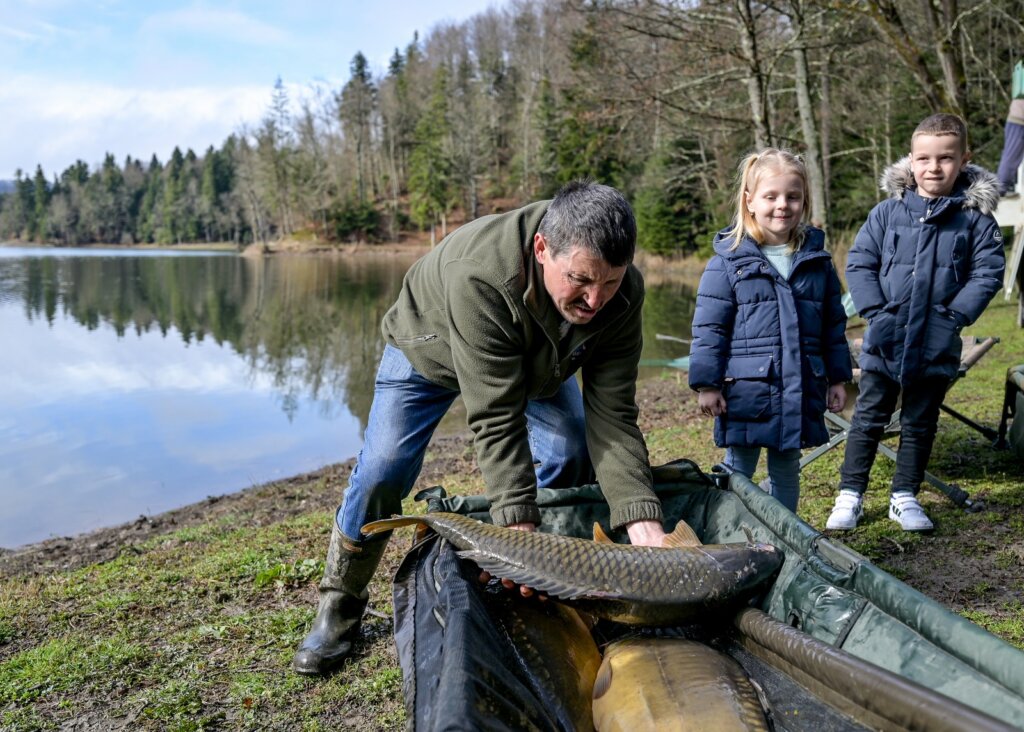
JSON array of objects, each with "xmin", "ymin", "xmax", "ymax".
[{"xmin": 0, "ymin": 180, "xmax": 14, "ymax": 195}]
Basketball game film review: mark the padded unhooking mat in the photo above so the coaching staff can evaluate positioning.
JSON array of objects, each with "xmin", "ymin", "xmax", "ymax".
[{"xmin": 389, "ymin": 460, "xmax": 1024, "ymax": 731}]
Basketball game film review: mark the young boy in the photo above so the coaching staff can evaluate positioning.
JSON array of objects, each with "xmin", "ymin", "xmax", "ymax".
[{"xmin": 826, "ymin": 113, "xmax": 1005, "ymax": 532}]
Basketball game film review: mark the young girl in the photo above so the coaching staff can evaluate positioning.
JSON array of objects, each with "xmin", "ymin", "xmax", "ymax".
[{"xmin": 688, "ymin": 149, "xmax": 852, "ymax": 512}]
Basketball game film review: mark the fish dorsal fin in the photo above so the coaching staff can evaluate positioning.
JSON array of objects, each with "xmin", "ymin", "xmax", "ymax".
[
  {"xmin": 593, "ymin": 522, "xmax": 614, "ymax": 544},
  {"xmin": 663, "ymin": 520, "xmax": 703, "ymax": 548}
]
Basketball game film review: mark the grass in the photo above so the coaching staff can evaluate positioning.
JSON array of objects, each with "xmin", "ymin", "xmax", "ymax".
[{"xmin": 1, "ymin": 299, "xmax": 1022, "ymax": 730}]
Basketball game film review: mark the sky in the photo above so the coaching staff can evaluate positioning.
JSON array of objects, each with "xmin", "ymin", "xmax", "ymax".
[{"xmin": 0, "ymin": 0, "xmax": 500, "ymax": 180}]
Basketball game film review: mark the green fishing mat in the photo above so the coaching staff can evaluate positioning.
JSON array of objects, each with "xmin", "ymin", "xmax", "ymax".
[{"xmin": 390, "ymin": 459, "xmax": 1024, "ymax": 731}]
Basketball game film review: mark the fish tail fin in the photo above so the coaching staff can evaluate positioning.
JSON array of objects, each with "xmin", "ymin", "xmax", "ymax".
[
  {"xmin": 663, "ymin": 519, "xmax": 703, "ymax": 547},
  {"xmin": 593, "ymin": 522, "xmax": 614, "ymax": 543},
  {"xmin": 360, "ymin": 516, "xmax": 422, "ymax": 536}
]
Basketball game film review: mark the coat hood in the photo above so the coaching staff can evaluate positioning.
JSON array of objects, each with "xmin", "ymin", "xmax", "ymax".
[{"xmin": 879, "ymin": 156, "xmax": 1001, "ymax": 215}]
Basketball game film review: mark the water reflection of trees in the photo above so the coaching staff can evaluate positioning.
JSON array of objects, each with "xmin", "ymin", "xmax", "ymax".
[
  {"xmin": 2, "ymin": 253, "xmax": 418, "ymax": 428},
  {"xmin": 642, "ymin": 279, "xmax": 699, "ymax": 363},
  {"xmin": 3, "ymin": 252, "xmax": 701, "ymax": 426},
  {"xmin": 240, "ymin": 254, "xmax": 413, "ymax": 424}
]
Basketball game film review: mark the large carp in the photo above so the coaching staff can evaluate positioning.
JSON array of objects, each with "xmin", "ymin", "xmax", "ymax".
[
  {"xmin": 486, "ymin": 594, "xmax": 601, "ymax": 732},
  {"xmin": 591, "ymin": 637, "xmax": 771, "ymax": 731},
  {"xmin": 361, "ymin": 512, "xmax": 783, "ymax": 626}
]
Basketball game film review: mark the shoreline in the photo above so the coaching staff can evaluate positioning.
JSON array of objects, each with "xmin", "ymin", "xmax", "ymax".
[
  {"xmin": 0, "ymin": 237, "xmax": 432, "ymax": 255},
  {"xmin": 0, "ymin": 460, "xmax": 357, "ymax": 575},
  {"xmin": 0, "ymin": 425, "xmax": 479, "ymax": 576}
]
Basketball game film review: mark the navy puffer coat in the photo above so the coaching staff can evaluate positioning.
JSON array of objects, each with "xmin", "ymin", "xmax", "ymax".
[
  {"xmin": 847, "ymin": 159, "xmax": 1004, "ymax": 384},
  {"xmin": 688, "ymin": 227, "xmax": 852, "ymax": 450}
]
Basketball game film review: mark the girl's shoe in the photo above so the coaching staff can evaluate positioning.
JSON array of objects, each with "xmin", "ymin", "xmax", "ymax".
[{"xmin": 889, "ymin": 491, "xmax": 934, "ymax": 531}]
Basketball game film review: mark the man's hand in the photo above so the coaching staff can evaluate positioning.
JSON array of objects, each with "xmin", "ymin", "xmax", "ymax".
[
  {"xmin": 698, "ymin": 388, "xmax": 727, "ymax": 417},
  {"xmin": 625, "ymin": 519, "xmax": 666, "ymax": 547},
  {"xmin": 478, "ymin": 522, "xmax": 539, "ymax": 597},
  {"xmin": 827, "ymin": 383, "xmax": 847, "ymax": 413}
]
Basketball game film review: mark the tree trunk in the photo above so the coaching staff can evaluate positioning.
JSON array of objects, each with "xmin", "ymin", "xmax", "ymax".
[
  {"xmin": 921, "ymin": 0, "xmax": 967, "ymax": 116},
  {"xmin": 790, "ymin": 3, "xmax": 828, "ymax": 229},
  {"xmin": 736, "ymin": 0, "xmax": 772, "ymax": 148},
  {"xmin": 858, "ymin": 1, "xmax": 945, "ymax": 110},
  {"xmin": 819, "ymin": 48, "xmax": 833, "ymax": 217}
]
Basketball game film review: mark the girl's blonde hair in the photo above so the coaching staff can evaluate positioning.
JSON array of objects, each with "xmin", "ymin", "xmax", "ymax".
[{"xmin": 725, "ymin": 148, "xmax": 811, "ymax": 251}]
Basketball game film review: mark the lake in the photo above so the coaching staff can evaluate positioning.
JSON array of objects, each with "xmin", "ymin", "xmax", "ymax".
[{"xmin": 0, "ymin": 246, "xmax": 696, "ymax": 548}]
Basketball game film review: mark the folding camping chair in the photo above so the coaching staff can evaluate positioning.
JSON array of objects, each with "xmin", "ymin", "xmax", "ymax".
[
  {"xmin": 799, "ymin": 335, "xmax": 1001, "ymax": 512},
  {"xmin": 997, "ymin": 364, "xmax": 1024, "ymax": 457}
]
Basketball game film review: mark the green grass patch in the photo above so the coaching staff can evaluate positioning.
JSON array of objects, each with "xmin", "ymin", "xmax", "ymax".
[
  {"xmin": 0, "ymin": 634, "xmax": 149, "ymax": 705},
  {"xmin": 961, "ymin": 603, "xmax": 1024, "ymax": 648}
]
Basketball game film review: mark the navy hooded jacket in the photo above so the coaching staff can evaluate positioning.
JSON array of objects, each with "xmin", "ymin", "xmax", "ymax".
[
  {"xmin": 689, "ymin": 227, "xmax": 852, "ymax": 450},
  {"xmin": 847, "ymin": 159, "xmax": 1004, "ymax": 384}
]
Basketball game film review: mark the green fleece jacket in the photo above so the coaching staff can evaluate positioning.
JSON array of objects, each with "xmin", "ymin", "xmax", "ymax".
[{"xmin": 381, "ymin": 200, "xmax": 662, "ymax": 529}]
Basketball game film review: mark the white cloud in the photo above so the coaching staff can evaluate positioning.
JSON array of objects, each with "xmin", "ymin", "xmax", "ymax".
[
  {"xmin": 0, "ymin": 24, "xmax": 41, "ymax": 41},
  {"xmin": 0, "ymin": 74, "xmax": 277, "ymax": 176},
  {"xmin": 140, "ymin": 6, "xmax": 291, "ymax": 46}
]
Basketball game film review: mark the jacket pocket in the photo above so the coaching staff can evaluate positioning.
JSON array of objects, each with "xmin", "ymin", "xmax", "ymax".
[
  {"xmin": 922, "ymin": 306, "xmax": 961, "ymax": 365},
  {"xmin": 724, "ymin": 354, "xmax": 773, "ymax": 421},
  {"xmin": 863, "ymin": 310, "xmax": 898, "ymax": 359}
]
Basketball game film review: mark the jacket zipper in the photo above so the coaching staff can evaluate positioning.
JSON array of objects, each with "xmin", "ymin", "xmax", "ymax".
[{"xmin": 394, "ymin": 334, "xmax": 438, "ymax": 345}]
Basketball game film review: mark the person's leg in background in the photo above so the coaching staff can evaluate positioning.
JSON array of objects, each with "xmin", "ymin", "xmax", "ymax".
[
  {"xmin": 765, "ymin": 447, "xmax": 802, "ymax": 513},
  {"xmin": 887, "ymin": 376, "xmax": 948, "ymax": 531},
  {"xmin": 724, "ymin": 445, "xmax": 763, "ymax": 486},
  {"xmin": 827, "ymin": 371, "xmax": 901, "ymax": 530}
]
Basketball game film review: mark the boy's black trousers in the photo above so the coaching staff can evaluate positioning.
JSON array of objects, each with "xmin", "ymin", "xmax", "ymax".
[{"xmin": 839, "ymin": 371, "xmax": 951, "ymax": 495}]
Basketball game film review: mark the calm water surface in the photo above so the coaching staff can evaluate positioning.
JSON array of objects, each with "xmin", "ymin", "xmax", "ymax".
[{"xmin": 0, "ymin": 245, "xmax": 696, "ymax": 547}]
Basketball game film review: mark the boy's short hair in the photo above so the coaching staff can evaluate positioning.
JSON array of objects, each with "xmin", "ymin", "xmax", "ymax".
[{"xmin": 911, "ymin": 113, "xmax": 969, "ymax": 153}]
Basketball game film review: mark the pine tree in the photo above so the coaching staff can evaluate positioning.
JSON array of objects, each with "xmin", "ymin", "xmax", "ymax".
[
  {"xmin": 408, "ymin": 66, "xmax": 454, "ymax": 245},
  {"xmin": 340, "ymin": 53, "xmax": 377, "ymax": 204},
  {"xmin": 137, "ymin": 155, "xmax": 163, "ymax": 243},
  {"xmin": 533, "ymin": 77, "xmax": 562, "ymax": 198},
  {"xmin": 31, "ymin": 165, "xmax": 50, "ymax": 241}
]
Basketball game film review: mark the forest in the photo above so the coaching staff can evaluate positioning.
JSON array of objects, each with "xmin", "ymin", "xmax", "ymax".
[{"xmin": 1, "ymin": 0, "xmax": 1021, "ymax": 255}]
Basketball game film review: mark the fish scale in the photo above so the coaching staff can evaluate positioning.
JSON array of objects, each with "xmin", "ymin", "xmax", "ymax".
[{"xmin": 363, "ymin": 512, "xmax": 783, "ymax": 626}]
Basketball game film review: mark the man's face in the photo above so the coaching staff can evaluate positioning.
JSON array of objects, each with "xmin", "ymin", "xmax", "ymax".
[
  {"xmin": 911, "ymin": 134, "xmax": 970, "ymax": 198},
  {"xmin": 534, "ymin": 234, "xmax": 626, "ymax": 325}
]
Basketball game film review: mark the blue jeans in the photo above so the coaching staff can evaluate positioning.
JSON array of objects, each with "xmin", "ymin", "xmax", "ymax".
[
  {"xmin": 839, "ymin": 370, "xmax": 949, "ymax": 496},
  {"xmin": 337, "ymin": 344, "xmax": 592, "ymax": 538},
  {"xmin": 725, "ymin": 445, "xmax": 802, "ymax": 512},
  {"xmin": 997, "ymin": 120, "xmax": 1024, "ymax": 194}
]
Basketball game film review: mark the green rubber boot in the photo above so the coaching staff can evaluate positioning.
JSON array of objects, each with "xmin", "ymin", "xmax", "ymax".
[{"xmin": 292, "ymin": 523, "xmax": 390, "ymax": 675}]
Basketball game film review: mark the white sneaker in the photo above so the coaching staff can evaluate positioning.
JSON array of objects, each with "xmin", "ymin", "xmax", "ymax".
[
  {"xmin": 889, "ymin": 492, "xmax": 933, "ymax": 531},
  {"xmin": 826, "ymin": 489, "xmax": 864, "ymax": 530}
]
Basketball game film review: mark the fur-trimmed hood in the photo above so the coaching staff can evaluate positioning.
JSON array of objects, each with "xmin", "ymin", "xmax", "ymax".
[{"xmin": 879, "ymin": 156, "xmax": 1001, "ymax": 215}]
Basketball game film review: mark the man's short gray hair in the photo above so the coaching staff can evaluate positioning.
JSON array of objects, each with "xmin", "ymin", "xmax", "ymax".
[{"xmin": 537, "ymin": 180, "xmax": 637, "ymax": 266}]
